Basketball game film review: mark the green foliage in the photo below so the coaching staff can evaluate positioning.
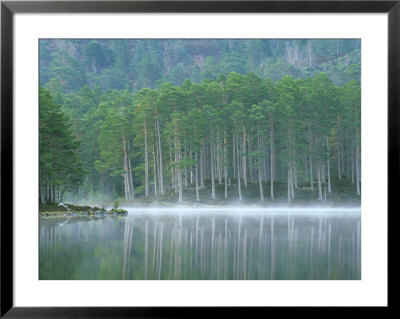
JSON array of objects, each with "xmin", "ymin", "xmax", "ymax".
[
  {"xmin": 39, "ymin": 39, "xmax": 361, "ymax": 204},
  {"xmin": 114, "ymin": 199, "xmax": 119, "ymax": 209},
  {"xmin": 40, "ymin": 39, "xmax": 361, "ymax": 94},
  {"xmin": 45, "ymin": 50, "xmax": 87, "ymax": 93},
  {"xmin": 39, "ymin": 87, "xmax": 85, "ymax": 203}
]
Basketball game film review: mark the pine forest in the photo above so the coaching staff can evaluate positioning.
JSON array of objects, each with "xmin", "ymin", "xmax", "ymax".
[{"xmin": 39, "ymin": 39, "xmax": 361, "ymax": 206}]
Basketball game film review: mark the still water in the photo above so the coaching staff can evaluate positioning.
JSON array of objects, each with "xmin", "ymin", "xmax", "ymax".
[{"xmin": 39, "ymin": 208, "xmax": 361, "ymax": 280}]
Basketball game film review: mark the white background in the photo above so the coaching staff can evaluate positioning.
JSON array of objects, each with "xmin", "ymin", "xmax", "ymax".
[{"xmin": 14, "ymin": 13, "xmax": 387, "ymax": 306}]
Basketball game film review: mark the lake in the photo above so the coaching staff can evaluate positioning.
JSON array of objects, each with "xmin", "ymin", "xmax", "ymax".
[{"xmin": 39, "ymin": 208, "xmax": 361, "ymax": 280}]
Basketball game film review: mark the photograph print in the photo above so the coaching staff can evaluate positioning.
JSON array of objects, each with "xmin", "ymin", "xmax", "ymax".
[{"xmin": 39, "ymin": 39, "xmax": 361, "ymax": 280}]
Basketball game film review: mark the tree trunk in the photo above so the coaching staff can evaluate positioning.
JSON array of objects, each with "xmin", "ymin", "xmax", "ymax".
[
  {"xmin": 128, "ymin": 140, "xmax": 134, "ymax": 199},
  {"xmin": 169, "ymin": 139, "xmax": 174, "ymax": 189},
  {"xmin": 326, "ymin": 136, "xmax": 331, "ymax": 193},
  {"xmin": 258, "ymin": 135, "xmax": 264, "ymax": 201},
  {"xmin": 258, "ymin": 164, "xmax": 264, "ymax": 201},
  {"xmin": 210, "ymin": 135, "xmax": 216, "ymax": 200},
  {"xmin": 195, "ymin": 152, "xmax": 200, "ymax": 201},
  {"xmin": 233, "ymin": 132, "xmax": 236, "ymax": 178},
  {"xmin": 174, "ymin": 131, "xmax": 178, "ymax": 194},
  {"xmin": 264, "ymin": 140, "xmax": 269, "ymax": 182},
  {"xmin": 287, "ymin": 168, "xmax": 291, "ymax": 203},
  {"xmin": 200, "ymin": 140, "xmax": 205, "ymax": 188},
  {"xmin": 270, "ymin": 115, "xmax": 275, "ymax": 200},
  {"xmin": 337, "ymin": 118, "xmax": 342, "ymax": 181},
  {"xmin": 122, "ymin": 135, "xmax": 131, "ymax": 201},
  {"xmin": 217, "ymin": 131, "xmax": 222, "ymax": 184},
  {"xmin": 178, "ymin": 166, "xmax": 183, "ymax": 203},
  {"xmin": 190, "ymin": 151, "xmax": 193, "ymax": 184},
  {"xmin": 153, "ymin": 146, "xmax": 158, "ymax": 196},
  {"xmin": 184, "ymin": 142, "xmax": 188, "ymax": 187},
  {"xmin": 177, "ymin": 135, "xmax": 183, "ymax": 203},
  {"xmin": 144, "ymin": 122, "xmax": 149, "ymax": 197},
  {"xmin": 309, "ymin": 124, "xmax": 314, "ymax": 191},
  {"xmin": 236, "ymin": 130, "xmax": 242, "ymax": 201},
  {"xmin": 242, "ymin": 126, "xmax": 247, "ymax": 187},
  {"xmin": 290, "ymin": 164, "xmax": 295, "ymax": 199},
  {"xmin": 317, "ymin": 164, "xmax": 323, "ymax": 200},
  {"xmin": 355, "ymin": 129, "xmax": 361, "ymax": 196},
  {"xmin": 40, "ymin": 179, "xmax": 45, "ymax": 204},
  {"xmin": 156, "ymin": 119, "xmax": 164, "ymax": 195},
  {"xmin": 248, "ymin": 133, "xmax": 253, "ymax": 181},
  {"xmin": 337, "ymin": 143, "xmax": 342, "ymax": 180},
  {"xmin": 351, "ymin": 140, "xmax": 355, "ymax": 183},
  {"xmin": 224, "ymin": 129, "xmax": 228, "ymax": 199}
]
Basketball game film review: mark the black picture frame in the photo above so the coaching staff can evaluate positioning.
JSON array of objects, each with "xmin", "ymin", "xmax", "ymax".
[{"xmin": 1, "ymin": 1, "xmax": 395, "ymax": 317}]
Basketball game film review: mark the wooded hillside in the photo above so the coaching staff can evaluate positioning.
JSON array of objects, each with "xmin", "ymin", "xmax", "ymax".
[{"xmin": 39, "ymin": 39, "xmax": 361, "ymax": 205}]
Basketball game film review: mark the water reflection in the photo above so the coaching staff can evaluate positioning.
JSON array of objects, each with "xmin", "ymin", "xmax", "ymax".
[{"xmin": 39, "ymin": 210, "xmax": 361, "ymax": 280}]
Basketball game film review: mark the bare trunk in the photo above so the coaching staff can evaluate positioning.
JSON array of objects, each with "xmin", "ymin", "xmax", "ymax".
[
  {"xmin": 174, "ymin": 130, "xmax": 178, "ymax": 194},
  {"xmin": 123, "ymin": 135, "xmax": 131, "ymax": 201},
  {"xmin": 337, "ymin": 119, "xmax": 342, "ymax": 181},
  {"xmin": 127, "ymin": 139, "xmax": 134, "ymax": 199},
  {"xmin": 304, "ymin": 152, "xmax": 308, "ymax": 182},
  {"xmin": 200, "ymin": 140, "xmax": 205, "ymax": 188},
  {"xmin": 346, "ymin": 130, "xmax": 350, "ymax": 177},
  {"xmin": 144, "ymin": 122, "xmax": 149, "ymax": 197},
  {"xmin": 258, "ymin": 164, "xmax": 264, "ymax": 201},
  {"xmin": 337, "ymin": 144, "xmax": 342, "ymax": 180},
  {"xmin": 217, "ymin": 131, "xmax": 222, "ymax": 184},
  {"xmin": 264, "ymin": 140, "xmax": 269, "ymax": 182},
  {"xmin": 40, "ymin": 179, "xmax": 45, "ymax": 204},
  {"xmin": 317, "ymin": 164, "xmax": 323, "ymax": 200},
  {"xmin": 270, "ymin": 115, "xmax": 275, "ymax": 200},
  {"xmin": 290, "ymin": 164, "xmax": 295, "ymax": 199},
  {"xmin": 156, "ymin": 119, "xmax": 164, "ymax": 195},
  {"xmin": 236, "ymin": 130, "xmax": 242, "ymax": 201},
  {"xmin": 233, "ymin": 133, "xmax": 236, "ymax": 178},
  {"xmin": 248, "ymin": 133, "xmax": 253, "ymax": 181},
  {"xmin": 195, "ymin": 152, "xmax": 200, "ymax": 201},
  {"xmin": 177, "ymin": 134, "xmax": 183, "ymax": 203},
  {"xmin": 224, "ymin": 130, "xmax": 228, "ymax": 199},
  {"xmin": 190, "ymin": 152, "xmax": 193, "ymax": 184},
  {"xmin": 169, "ymin": 139, "xmax": 174, "ymax": 189},
  {"xmin": 258, "ymin": 135, "xmax": 264, "ymax": 201},
  {"xmin": 326, "ymin": 136, "xmax": 331, "ymax": 193},
  {"xmin": 356, "ymin": 130, "xmax": 361, "ymax": 196},
  {"xmin": 128, "ymin": 152, "xmax": 134, "ymax": 199},
  {"xmin": 153, "ymin": 146, "xmax": 158, "ymax": 196},
  {"xmin": 178, "ymin": 166, "xmax": 183, "ymax": 204},
  {"xmin": 309, "ymin": 124, "xmax": 314, "ymax": 191},
  {"xmin": 210, "ymin": 135, "xmax": 216, "ymax": 200},
  {"xmin": 242, "ymin": 126, "xmax": 247, "ymax": 187},
  {"xmin": 287, "ymin": 168, "xmax": 291, "ymax": 203},
  {"xmin": 351, "ymin": 141, "xmax": 355, "ymax": 183}
]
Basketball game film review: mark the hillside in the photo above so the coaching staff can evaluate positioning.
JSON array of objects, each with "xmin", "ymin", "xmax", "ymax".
[{"xmin": 40, "ymin": 39, "xmax": 360, "ymax": 93}]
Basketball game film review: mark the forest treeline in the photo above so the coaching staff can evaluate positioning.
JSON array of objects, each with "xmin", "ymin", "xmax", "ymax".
[
  {"xmin": 40, "ymin": 39, "xmax": 360, "ymax": 93},
  {"xmin": 39, "ymin": 70, "xmax": 361, "ymax": 205}
]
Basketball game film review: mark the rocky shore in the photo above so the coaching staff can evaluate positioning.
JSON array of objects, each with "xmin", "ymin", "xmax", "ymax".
[{"xmin": 39, "ymin": 202, "xmax": 128, "ymax": 217}]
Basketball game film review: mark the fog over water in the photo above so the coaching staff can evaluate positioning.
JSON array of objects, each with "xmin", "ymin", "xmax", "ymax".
[{"xmin": 40, "ymin": 207, "xmax": 361, "ymax": 280}]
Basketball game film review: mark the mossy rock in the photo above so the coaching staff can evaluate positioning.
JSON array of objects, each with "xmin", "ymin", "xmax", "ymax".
[
  {"xmin": 109, "ymin": 208, "xmax": 128, "ymax": 215},
  {"xmin": 39, "ymin": 203, "xmax": 113, "ymax": 216}
]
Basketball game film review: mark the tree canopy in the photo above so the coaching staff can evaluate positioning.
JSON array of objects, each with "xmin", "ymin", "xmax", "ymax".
[{"xmin": 39, "ymin": 39, "xmax": 361, "ymax": 205}]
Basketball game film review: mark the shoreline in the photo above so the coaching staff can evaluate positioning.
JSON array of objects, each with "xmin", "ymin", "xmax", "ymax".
[
  {"xmin": 39, "ymin": 201, "xmax": 360, "ymax": 218},
  {"xmin": 39, "ymin": 203, "xmax": 128, "ymax": 217}
]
